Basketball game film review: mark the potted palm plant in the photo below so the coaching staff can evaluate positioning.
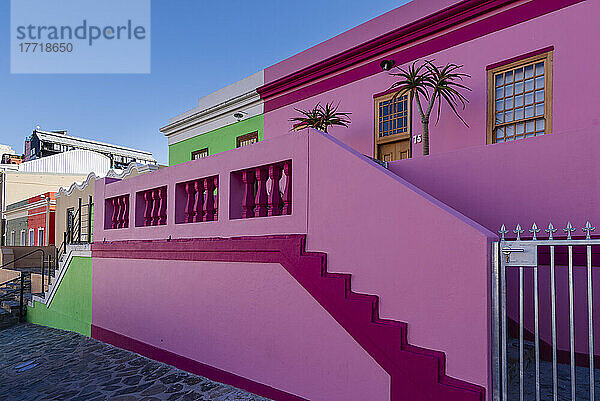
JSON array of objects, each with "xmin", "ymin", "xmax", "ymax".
[
  {"xmin": 388, "ymin": 60, "xmax": 470, "ymax": 155},
  {"xmin": 290, "ymin": 102, "xmax": 351, "ymax": 133}
]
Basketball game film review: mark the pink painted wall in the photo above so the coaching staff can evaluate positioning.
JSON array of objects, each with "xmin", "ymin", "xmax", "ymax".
[
  {"xmin": 264, "ymin": 1, "xmax": 599, "ymax": 160},
  {"xmin": 306, "ymin": 132, "xmax": 496, "ymax": 390},
  {"xmin": 95, "ymin": 130, "xmax": 497, "ymax": 395},
  {"xmin": 387, "ymin": 129, "xmax": 600, "ymax": 236},
  {"xmin": 92, "ymin": 258, "xmax": 390, "ymax": 400},
  {"xmin": 387, "ymin": 128, "xmax": 600, "ymax": 358},
  {"xmin": 94, "ymin": 133, "xmax": 309, "ymax": 242}
]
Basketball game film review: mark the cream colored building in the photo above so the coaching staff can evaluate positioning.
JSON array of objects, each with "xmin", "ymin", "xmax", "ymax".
[{"xmin": 54, "ymin": 163, "xmax": 158, "ymax": 246}]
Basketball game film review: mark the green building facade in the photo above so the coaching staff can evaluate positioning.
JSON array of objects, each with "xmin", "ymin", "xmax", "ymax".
[{"xmin": 168, "ymin": 114, "xmax": 264, "ymax": 166}]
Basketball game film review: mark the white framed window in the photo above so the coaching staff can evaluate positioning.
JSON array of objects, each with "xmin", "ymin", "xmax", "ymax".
[
  {"xmin": 38, "ymin": 228, "xmax": 45, "ymax": 246},
  {"xmin": 28, "ymin": 229, "xmax": 34, "ymax": 246},
  {"xmin": 10, "ymin": 231, "xmax": 15, "ymax": 246},
  {"xmin": 20, "ymin": 230, "xmax": 26, "ymax": 246}
]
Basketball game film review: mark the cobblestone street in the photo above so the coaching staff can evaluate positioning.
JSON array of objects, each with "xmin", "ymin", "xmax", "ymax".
[{"xmin": 0, "ymin": 324, "xmax": 272, "ymax": 401}]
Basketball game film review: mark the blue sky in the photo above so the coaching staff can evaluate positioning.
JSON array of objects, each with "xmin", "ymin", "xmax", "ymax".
[{"xmin": 0, "ymin": 0, "xmax": 408, "ymax": 164}]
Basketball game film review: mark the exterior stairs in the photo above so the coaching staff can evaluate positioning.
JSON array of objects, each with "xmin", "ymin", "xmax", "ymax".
[
  {"xmin": 280, "ymin": 236, "xmax": 486, "ymax": 401},
  {"xmin": 94, "ymin": 235, "xmax": 487, "ymax": 401},
  {"xmin": 32, "ymin": 244, "xmax": 90, "ymax": 307},
  {"xmin": 0, "ymin": 277, "xmax": 29, "ymax": 329}
]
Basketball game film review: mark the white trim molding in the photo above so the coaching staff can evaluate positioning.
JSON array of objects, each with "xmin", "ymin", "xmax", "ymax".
[{"xmin": 161, "ymin": 71, "xmax": 264, "ymax": 146}]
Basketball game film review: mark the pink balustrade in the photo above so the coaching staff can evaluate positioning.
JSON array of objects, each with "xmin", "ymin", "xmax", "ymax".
[
  {"xmin": 176, "ymin": 176, "xmax": 219, "ymax": 224},
  {"xmin": 104, "ymin": 195, "xmax": 129, "ymax": 230},
  {"xmin": 137, "ymin": 186, "xmax": 168, "ymax": 227},
  {"xmin": 238, "ymin": 160, "xmax": 291, "ymax": 219}
]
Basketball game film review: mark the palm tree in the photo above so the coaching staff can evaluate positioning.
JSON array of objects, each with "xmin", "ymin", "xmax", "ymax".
[
  {"xmin": 290, "ymin": 102, "xmax": 351, "ymax": 133},
  {"xmin": 388, "ymin": 60, "xmax": 470, "ymax": 155}
]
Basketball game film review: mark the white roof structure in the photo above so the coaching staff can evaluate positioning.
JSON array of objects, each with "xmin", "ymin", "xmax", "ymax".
[
  {"xmin": 19, "ymin": 149, "xmax": 112, "ymax": 176},
  {"xmin": 160, "ymin": 71, "xmax": 264, "ymax": 145},
  {"xmin": 0, "ymin": 144, "xmax": 15, "ymax": 155},
  {"xmin": 34, "ymin": 129, "xmax": 156, "ymax": 163}
]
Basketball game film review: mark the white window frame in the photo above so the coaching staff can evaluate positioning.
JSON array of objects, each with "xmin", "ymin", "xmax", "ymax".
[
  {"xmin": 28, "ymin": 228, "xmax": 34, "ymax": 246},
  {"xmin": 20, "ymin": 230, "xmax": 26, "ymax": 246},
  {"xmin": 10, "ymin": 231, "xmax": 15, "ymax": 246},
  {"xmin": 38, "ymin": 227, "xmax": 45, "ymax": 247}
]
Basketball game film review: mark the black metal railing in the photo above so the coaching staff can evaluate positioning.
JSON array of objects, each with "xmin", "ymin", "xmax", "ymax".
[
  {"xmin": 66, "ymin": 196, "xmax": 94, "ymax": 245},
  {"xmin": 0, "ymin": 274, "xmax": 26, "ymax": 322},
  {"xmin": 0, "ymin": 248, "xmax": 54, "ymax": 295}
]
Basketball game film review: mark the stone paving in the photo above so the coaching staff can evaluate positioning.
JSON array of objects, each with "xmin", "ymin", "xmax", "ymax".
[
  {"xmin": 507, "ymin": 337, "xmax": 600, "ymax": 400},
  {"xmin": 0, "ymin": 323, "xmax": 272, "ymax": 401}
]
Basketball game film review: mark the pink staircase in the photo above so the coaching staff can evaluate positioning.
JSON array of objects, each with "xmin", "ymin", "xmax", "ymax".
[{"xmin": 93, "ymin": 234, "xmax": 485, "ymax": 401}]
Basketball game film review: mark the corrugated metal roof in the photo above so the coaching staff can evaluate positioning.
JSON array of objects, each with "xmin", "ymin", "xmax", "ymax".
[
  {"xmin": 34, "ymin": 130, "xmax": 156, "ymax": 162},
  {"xmin": 19, "ymin": 149, "xmax": 112, "ymax": 176}
]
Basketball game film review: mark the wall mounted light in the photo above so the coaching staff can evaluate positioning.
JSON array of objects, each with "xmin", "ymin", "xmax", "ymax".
[
  {"xmin": 233, "ymin": 112, "xmax": 247, "ymax": 121},
  {"xmin": 380, "ymin": 59, "xmax": 395, "ymax": 71}
]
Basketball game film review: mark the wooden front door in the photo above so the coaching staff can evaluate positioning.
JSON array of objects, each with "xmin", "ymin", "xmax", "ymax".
[
  {"xmin": 378, "ymin": 139, "xmax": 410, "ymax": 162},
  {"xmin": 374, "ymin": 92, "xmax": 411, "ymax": 162}
]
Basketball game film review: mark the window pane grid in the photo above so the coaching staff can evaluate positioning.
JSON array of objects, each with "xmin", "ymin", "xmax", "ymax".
[
  {"xmin": 493, "ymin": 59, "xmax": 546, "ymax": 142},
  {"xmin": 378, "ymin": 95, "xmax": 408, "ymax": 138}
]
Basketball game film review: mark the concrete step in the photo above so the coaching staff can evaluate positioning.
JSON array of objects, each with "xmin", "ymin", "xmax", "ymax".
[{"xmin": 1, "ymin": 300, "xmax": 23, "ymax": 314}]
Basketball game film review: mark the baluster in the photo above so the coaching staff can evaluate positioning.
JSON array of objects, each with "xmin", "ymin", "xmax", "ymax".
[
  {"xmin": 254, "ymin": 167, "xmax": 268, "ymax": 217},
  {"xmin": 184, "ymin": 182, "xmax": 194, "ymax": 223},
  {"xmin": 151, "ymin": 190, "xmax": 160, "ymax": 225},
  {"xmin": 117, "ymin": 197, "xmax": 125, "ymax": 228},
  {"xmin": 144, "ymin": 191, "xmax": 152, "ymax": 226},
  {"xmin": 268, "ymin": 164, "xmax": 283, "ymax": 216},
  {"xmin": 282, "ymin": 161, "xmax": 292, "ymax": 215},
  {"xmin": 241, "ymin": 171, "xmax": 255, "ymax": 218},
  {"xmin": 123, "ymin": 196, "xmax": 129, "ymax": 228},
  {"xmin": 158, "ymin": 188, "xmax": 167, "ymax": 225},
  {"xmin": 203, "ymin": 178, "xmax": 216, "ymax": 221},
  {"xmin": 111, "ymin": 198, "xmax": 118, "ymax": 229},
  {"xmin": 193, "ymin": 179, "xmax": 204, "ymax": 222},
  {"xmin": 213, "ymin": 177, "xmax": 219, "ymax": 220}
]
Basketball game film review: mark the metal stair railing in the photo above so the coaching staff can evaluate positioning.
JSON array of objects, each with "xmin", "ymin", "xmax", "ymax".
[{"xmin": 0, "ymin": 274, "xmax": 27, "ymax": 322}]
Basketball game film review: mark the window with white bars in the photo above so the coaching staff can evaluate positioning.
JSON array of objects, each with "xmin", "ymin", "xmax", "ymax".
[{"xmin": 488, "ymin": 51, "xmax": 553, "ymax": 144}]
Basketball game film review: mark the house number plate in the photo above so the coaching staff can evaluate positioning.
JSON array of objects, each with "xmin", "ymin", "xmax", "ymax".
[{"xmin": 501, "ymin": 242, "xmax": 538, "ymax": 266}]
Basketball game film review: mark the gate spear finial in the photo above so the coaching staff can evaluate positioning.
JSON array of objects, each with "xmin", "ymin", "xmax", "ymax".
[
  {"xmin": 513, "ymin": 224, "xmax": 524, "ymax": 241},
  {"xmin": 529, "ymin": 222, "xmax": 540, "ymax": 240},
  {"xmin": 499, "ymin": 224, "xmax": 508, "ymax": 240},
  {"xmin": 545, "ymin": 222, "xmax": 557, "ymax": 240},
  {"xmin": 563, "ymin": 221, "xmax": 576, "ymax": 240},
  {"xmin": 583, "ymin": 221, "xmax": 596, "ymax": 240}
]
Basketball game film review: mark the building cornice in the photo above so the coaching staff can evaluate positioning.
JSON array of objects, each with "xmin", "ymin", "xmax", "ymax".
[
  {"xmin": 257, "ymin": 0, "xmax": 584, "ymax": 111},
  {"xmin": 160, "ymin": 90, "xmax": 262, "ymax": 137}
]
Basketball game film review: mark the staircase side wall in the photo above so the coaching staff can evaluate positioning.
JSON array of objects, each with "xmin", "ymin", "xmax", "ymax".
[
  {"xmin": 306, "ymin": 132, "xmax": 496, "ymax": 390},
  {"xmin": 91, "ymin": 257, "xmax": 390, "ymax": 401},
  {"xmin": 27, "ymin": 256, "xmax": 92, "ymax": 336}
]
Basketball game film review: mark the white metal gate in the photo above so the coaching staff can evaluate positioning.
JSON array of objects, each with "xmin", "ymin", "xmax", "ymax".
[{"xmin": 493, "ymin": 221, "xmax": 599, "ymax": 401}]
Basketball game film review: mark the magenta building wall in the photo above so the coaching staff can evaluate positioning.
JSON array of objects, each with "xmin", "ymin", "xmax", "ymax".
[
  {"xmin": 306, "ymin": 133, "xmax": 496, "ymax": 388},
  {"xmin": 387, "ymin": 129, "xmax": 600, "ymax": 234},
  {"xmin": 92, "ymin": 258, "xmax": 390, "ymax": 401},
  {"xmin": 388, "ymin": 128, "xmax": 600, "ymax": 358},
  {"xmin": 262, "ymin": 0, "xmax": 597, "ymax": 159},
  {"xmin": 91, "ymin": 131, "xmax": 495, "ymax": 399}
]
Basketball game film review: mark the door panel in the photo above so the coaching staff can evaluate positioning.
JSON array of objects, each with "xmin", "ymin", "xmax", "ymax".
[{"xmin": 378, "ymin": 139, "xmax": 410, "ymax": 162}]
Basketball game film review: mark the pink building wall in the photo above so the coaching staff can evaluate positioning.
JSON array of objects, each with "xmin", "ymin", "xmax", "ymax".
[
  {"xmin": 92, "ymin": 258, "xmax": 390, "ymax": 401},
  {"xmin": 306, "ymin": 132, "xmax": 496, "ymax": 388},
  {"xmin": 262, "ymin": 0, "xmax": 598, "ymax": 159},
  {"xmin": 387, "ymin": 129, "xmax": 600, "ymax": 358},
  {"xmin": 92, "ymin": 130, "xmax": 495, "ymax": 399}
]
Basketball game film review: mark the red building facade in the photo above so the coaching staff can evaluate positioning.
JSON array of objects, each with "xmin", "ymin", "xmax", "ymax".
[{"xmin": 26, "ymin": 192, "xmax": 56, "ymax": 246}]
